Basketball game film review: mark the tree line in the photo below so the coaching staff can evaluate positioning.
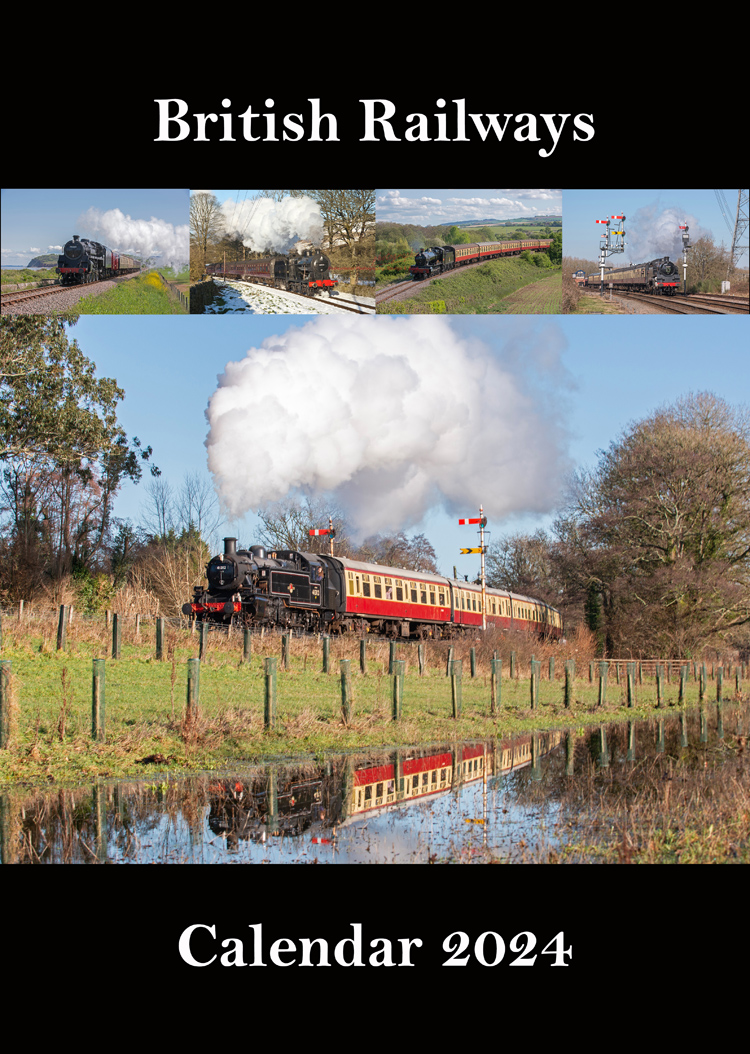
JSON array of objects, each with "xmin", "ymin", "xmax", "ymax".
[
  {"xmin": 485, "ymin": 392, "xmax": 750, "ymax": 658},
  {"xmin": 3, "ymin": 319, "xmax": 747, "ymax": 656}
]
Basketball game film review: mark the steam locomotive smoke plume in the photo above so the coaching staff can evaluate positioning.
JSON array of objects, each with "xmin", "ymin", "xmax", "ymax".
[
  {"xmin": 78, "ymin": 207, "xmax": 190, "ymax": 269},
  {"xmin": 625, "ymin": 203, "xmax": 709, "ymax": 262},
  {"xmin": 220, "ymin": 195, "xmax": 324, "ymax": 252},
  {"xmin": 205, "ymin": 316, "xmax": 573, "ymax": 537}
]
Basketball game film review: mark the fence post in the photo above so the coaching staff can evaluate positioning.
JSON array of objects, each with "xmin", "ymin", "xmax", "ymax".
[
  {"xmin": 530, "ymin": 660, "xmax": 539, "ymax": 709},
  {"xmin": 264, "ymin": 657, "xmax": 277, "ymax": 729},
  {"xmin": 156, "ymin": 617, "xmax": 165, "ymax": 661},
  {"xmin": 491, "ymin": 657, "xmax": 501, "ymax": 714},
  {"xmin": 450, "ymin": 659, "xmax": 462, "ymax": 718},
  {"xmin": 281, "ymin": 632, "xmax": 290, "ymax": 671},
  {"xmin": 564, "ymin": 661, "xmax": 573, "ymax": 709},
  {"xmin": 57, "ymin": 604, "xmax": 68, "ymax": 651},
  {"xmin": 627, "ymin": 664, "xmax": 635, "ymax": 708},
  {"xmin": 322, "ymin": 635, "xmax": 330, "ymax": 674},
  {"xmin": 598, "ymin": 662, "xmax": 608, "ymax": 707},
  {"xmin": 112, "ymin": 614, "xmax": 121, "ymax": 660},
  {"xmin": 187, "ymin": 657, "xmax": 200, "ymax": 712},
  {"xmin": 0, "ymin": 661, "xmax": 11, "ymax": 748},
  {"xmin": 360, "ymin": 638, "xmax": 366, "ymax": 675},
  {"xmin": 92, "ymin": 658, "xmax": 105, "ymax": 741},
  {"xmin": 199, "ymin": 622, "xmax": 208, "ymax": 662},
  {"xmin": 243, "ymin": 626, "xmax": 252, "ymax": 664},
  {"xmin": 340, "ymin": 659, "xmax": 352, "ymax": 723},
  {"xmin": 392, "ymin": 659, "xmax": 405, "ymax": 721}
]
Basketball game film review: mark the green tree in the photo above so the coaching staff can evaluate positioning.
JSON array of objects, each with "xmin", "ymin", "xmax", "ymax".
[{"xmin": 1, "ymin": 317, "xmax": 157, "ymax": 587}]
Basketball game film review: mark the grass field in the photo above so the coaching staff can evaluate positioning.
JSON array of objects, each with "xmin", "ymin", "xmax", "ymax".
[
  {"xmin": 378, "ymin": 260, "xmax": 562, "ymax": 314},
  {"xmin": 74, "ymin": 271, "xmax": 188, "ymax": 314},
  {"xmin": 1, "ymin": 615, "xmax": 743, "ymax": 787}
]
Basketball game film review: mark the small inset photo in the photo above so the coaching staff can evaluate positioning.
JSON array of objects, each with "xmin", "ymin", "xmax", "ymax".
[
  {"xmin": 562, "ymin": 189, "xmax": 749, "ymax": 314},
  {"xmin": 1, "ymin": 189, "xmax": 189, "ymax": 316},
  {"xmin": 375, "ymin": 189, "xmax": 563, "ymax": 314},
  {"xmin": 190, "ymin": 190, "xmax": 375, "ymax": 315}
]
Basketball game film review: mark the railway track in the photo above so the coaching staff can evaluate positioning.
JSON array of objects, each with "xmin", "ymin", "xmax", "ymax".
[
  {"xmin": 1, "ymin": 284, "xmax": 70, "ymax": 307},
  {"xmin": 309, "ymin": 292, "xmax": 375, "ymax": 314},
  {"xmin": 376, "ymin": 277, "xmax": 430, "ymax": 306},
  {"xmin": 1, "ymin": 272, "xmax": 142, "ymax": 314},
  {"xmin": 622, "ymin": 291, "xmax": 748, "ymax": 315}
]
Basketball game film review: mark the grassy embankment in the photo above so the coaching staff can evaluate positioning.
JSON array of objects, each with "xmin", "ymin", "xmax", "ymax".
[
  {"xmin": 1, "ymin": 614, "xmax": 741, "ymax": 787},
  {"xmin": 378, "ymin": 258, "xmax": 562, "ymax": 314},
  {"xmin": 72, "ymin": 271, "xmax": 188, "ymax": 314}
]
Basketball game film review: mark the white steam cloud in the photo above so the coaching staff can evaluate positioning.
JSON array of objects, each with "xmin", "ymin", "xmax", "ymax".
[
  {"xmin": 205, "ymin": 316, "xmax": 572, "ymax": 537},
  {"xmin": 624, "ymin": 203, "xmax": 709, "ymax": 263},
  {"xmin": 220, "ymin": 195, "xmax": 324, "ymax": 252},
  {"xmin": 78, "ymin": 206, "xmax": 190, "ymax": 270}
]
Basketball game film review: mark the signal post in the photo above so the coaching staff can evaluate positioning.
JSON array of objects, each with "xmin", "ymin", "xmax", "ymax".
[{"xmin": 459, "ymin": 506, "xmax": 488, "ymax": 630}]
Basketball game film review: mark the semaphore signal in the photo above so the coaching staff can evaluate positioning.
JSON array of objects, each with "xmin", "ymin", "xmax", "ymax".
[
  {"xmin": 459, "ymin": 505, "xmax": 488, "ymax": 629},
  {"xmin": 308, "ymin": 517, "xmax": 336, "ymax": 555}
]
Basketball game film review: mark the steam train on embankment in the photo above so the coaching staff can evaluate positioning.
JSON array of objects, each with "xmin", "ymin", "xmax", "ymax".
[
  {"xmin": 205, "ymin": 248, "xmax": 337, "ymax": 297},
  {"xmin": 56, "ymin": 235, "xmax": 139, "ymax": 285},
  {"xmin": 577, "ymin": 256, "xmax": 681, "ymax": 295},
  {"xmin": 409, "ymin": 238, "xmax": 553, "ymax": 279},
  {"xmin": 183, "ymin": 538, "xmax": 562, "ymax": 640}
]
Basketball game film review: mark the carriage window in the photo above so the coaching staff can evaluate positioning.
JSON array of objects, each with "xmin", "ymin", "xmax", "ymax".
[
  {"xmin": 396, "ymin": 584, "xmax": 404, "ymax": 602},
  {"xmin": 420, "ymin": 590, "xmax": 427, "ymax": 605},
  {"xmin": 411, "ymin": 588, "xmax": 417, "ymax": 603},
  {"xmin": 385, "ymin": 578, "xmax": 393, "ymax": 600},
  {"xmin": 430, "ymin": 591, "xmax": 436, "ymax": 605},
  {"xmin": 362, "ymin": 576, "xmax": 371, "ymax": 597},
  {"xmin": 439, "ymin": 592, "xmax": 445, "ymax": 606},
  {"xmin": 348, "ymin": 576, "xmax": 355, "ymax": 595},
  {"xmin": 364, "ymin": 786, "xmax": 372, "ymax": 800}
]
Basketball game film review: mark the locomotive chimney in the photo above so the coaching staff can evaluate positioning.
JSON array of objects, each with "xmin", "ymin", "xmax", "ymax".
[{"xmin": 224, "ymin": 537, "xmax": 237, "ymax": 557}]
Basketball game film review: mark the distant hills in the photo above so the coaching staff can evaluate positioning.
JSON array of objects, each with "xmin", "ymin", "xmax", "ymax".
[
  {"xmin": 27, "ymin": 253, "xmax": 59, "ymax": 268},
  {"xmin": 446, "ymin": 215, "xmax": 562, "ymax": 227}
]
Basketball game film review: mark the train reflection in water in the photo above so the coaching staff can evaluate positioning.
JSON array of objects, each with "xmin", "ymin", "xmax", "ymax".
[{"xmin": 207, "ymin": 733, "xmax": 563, "ymax": 847}]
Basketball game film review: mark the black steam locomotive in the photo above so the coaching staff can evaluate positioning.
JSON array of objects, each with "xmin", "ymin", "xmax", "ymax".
[
  {"xmin": 56, "ymin": 235, "xmax": 139, "ymax": 285},
  {"xmin": 205, "ymin": 248, "xmax": 337, "ymax": 296},
  {"xmin": 410, "ymin": 245, "xmax": 456, "ymax": 279},
  {"xmin": 582, "ymin": 257, "xmax": 681, "ymax": 295},
  {"xmin": 183, "ymin": 538, "xmax": 562, "ymax": 640}
]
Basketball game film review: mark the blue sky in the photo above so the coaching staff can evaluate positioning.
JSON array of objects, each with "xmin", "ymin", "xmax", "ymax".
[
  {"xmin": 376, "ymin": 189, "xmax": 563, "ymax": 226},
  {"xmin": 0, "ymin": 189, "xmax": 189, "ymax": 267},
  {"xmin": 73, "ymin": 312, "xmax": 750, "ymax": 576},
  {"xmin": 563, "ymin": 189, "xmax": 747, "ymax": 266}
]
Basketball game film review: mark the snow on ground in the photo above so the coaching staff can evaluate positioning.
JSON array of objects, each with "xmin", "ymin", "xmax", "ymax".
[{"xmin": 203, "ymin": 279, "xmax": 374, "ymax": 315}]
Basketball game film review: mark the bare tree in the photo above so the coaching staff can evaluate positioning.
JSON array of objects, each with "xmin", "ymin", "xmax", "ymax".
[
  {"xmin": 552, "ymin": 392, "xmax": 750, "ymax": 655},
  {"xmin": 190, "ymin": 192, "xmax": 225, "ymax": 279}
]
